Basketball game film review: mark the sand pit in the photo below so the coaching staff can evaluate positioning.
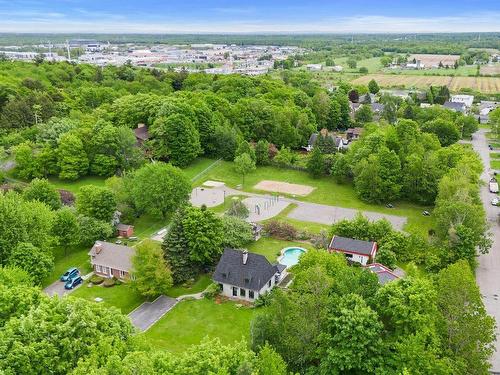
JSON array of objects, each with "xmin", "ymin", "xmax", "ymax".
[{"xmin": 254, "ymin": 180, "xmax": 315, "ymax": 196}]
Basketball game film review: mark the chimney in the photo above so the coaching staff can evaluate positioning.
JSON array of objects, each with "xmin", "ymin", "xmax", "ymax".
[
  {"xmin": 94, "ymin": 242, "xmax": 102, "ymax": 254},
  {"xmin": 137, "ymin": 123, "xmax": 145, "ymax": 129},
  {"xmin": 242, "ymin": 250, "xmax": 248, "ymax": 265}
]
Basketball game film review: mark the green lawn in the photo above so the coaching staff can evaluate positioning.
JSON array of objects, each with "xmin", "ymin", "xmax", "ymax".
[
  {"xmin": 491, "ymin": 160, "xmax": 500, "ymax": 170},
  {"xmin": 246, "ymin": 237, "xmax": 314, "ymax": 262},
  {"xmin": 196, "ymin": 160, "xmax": 433, "ymax": 236},
  {"xmin": 42, "ymin": 245, "xmax": 92, "ymax": 287},
  {"xmin": 132, "ymin": 214, "xmax": 168, "ymax": 240},
  {"xmin": 142, "ymin": 298, "xmax": 255, "ymax": 353},
  {"xmin": 183, "ymin": 157, "xmax": 221, "ymax": 182},
  {"xmin": 48, "ymin": 176, "xmax": 107, "ymax": 194},
  {"xmin": 491, "ymin": 153, "xmax": 500, "ymax": 159},
  {"xmin": 382, "ymin": 65, "xmax": 478, "ymax": 76},
  {"xmin": 166, "ymin": 274, "xmax": 212, "ymax": 297},
  {"xmin": 71, "ymin": 282, "xmax": 145, "ymax": 314}
]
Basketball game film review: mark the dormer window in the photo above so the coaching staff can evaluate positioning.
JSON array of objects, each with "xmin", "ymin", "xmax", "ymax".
[
  {"xmin": 222, "ymin": 273, "xmax": 227, "ymax": 278},
  {"xmin": 244, "ymin": 277, "xmax": 250, "ymax": 284}
]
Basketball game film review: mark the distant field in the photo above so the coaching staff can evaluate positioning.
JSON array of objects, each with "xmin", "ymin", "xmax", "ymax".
[
  {"xmin": 383, "ymin": 65, "xmax": 477, "ymax": 77},
  {"xmin": 352, "ymin": 74, "xmax": 500, "ymax": 93},
  {"xmin": 481, "ymin": 64, "xmax": 500, "ymax": 76}
]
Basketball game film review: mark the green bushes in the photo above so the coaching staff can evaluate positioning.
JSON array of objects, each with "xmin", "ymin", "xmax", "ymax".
[{"xmin": 89, "ymin": 274, "xmax": 104, "ymax": 285}]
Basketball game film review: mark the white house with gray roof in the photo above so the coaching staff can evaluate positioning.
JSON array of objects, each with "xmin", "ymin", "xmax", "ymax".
[
  {"xmin": 328, "ymin": 235, "xmax": 378, "ymax": 265},
  {"xmin": 88, "ymin": 241, "xmax": 135, "ymax": 280},
  {"xmin": 213, "ymin": 249, "xmax": 285, "ymax": 302}
]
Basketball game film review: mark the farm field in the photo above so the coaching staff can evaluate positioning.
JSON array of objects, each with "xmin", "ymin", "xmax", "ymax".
[
  {"xmin": 383, "ymin": 65, "xmax": 477, "ymax": 76},
  {"xmin": 352, "ymin": 74, "xmax": 500, "ymax": 93},
  {"xmin": 481, "ymin": 64, "xmax": 500, "ymax": 76}
]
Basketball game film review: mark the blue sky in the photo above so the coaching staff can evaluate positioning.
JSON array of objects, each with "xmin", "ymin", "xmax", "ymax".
[{"xmin": 1, "ymin": 0, "xmax": 499, "ymax": 33}]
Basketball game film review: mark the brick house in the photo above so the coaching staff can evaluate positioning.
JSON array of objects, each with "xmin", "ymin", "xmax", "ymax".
[
  {"xmin": 328, "ymin": 235, "xmax": 378, "ymax": 266},
  {"xmin": 88, "ymin": 241, "xmax": 135, "ymax": 280},
  {"xmin": 116, "ymin": 223, "xmax": 134, "ymax": 238}
]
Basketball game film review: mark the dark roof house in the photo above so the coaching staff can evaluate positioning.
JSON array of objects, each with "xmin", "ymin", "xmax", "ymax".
[
  {"xmin": 329, "ymin": 236, "xmax": 376, "ymax": 256},
  {"xmin": 134, "ymin": 124, "xmax": 150, "ymax": 146},
  {"xmin": 213, "ymin": 248, "xmax": 280, "ymax": 291},
  {"xmin": 443, "ymin": 101, "xmax": 466, "ymax": 113}
]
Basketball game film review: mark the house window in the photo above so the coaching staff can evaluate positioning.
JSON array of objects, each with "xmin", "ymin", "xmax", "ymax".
[
  {"xmin": 232, "ymin": 287, "xmax": 238, "ymax": 297},
  {"xmin": 240, "ymin": 288, "xmax": 246, "ymax": 297},
  {"xmin": 345, "ymin": 253, "xmax": 353, "ymax": 259},
  {"xmin": 249, "ymin": 290, "xmax": 255, "ymax": 299},
  {"xmin": 268, "ymin": 279, "xmax": 272, "ymax": 287},
  {"xmin": 119, "ymin": 270, "xmax": 126, "ymax": 278}
]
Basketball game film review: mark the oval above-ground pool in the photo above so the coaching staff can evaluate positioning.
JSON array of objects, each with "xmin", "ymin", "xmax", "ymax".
[{"xmin": 278, "ymin": 247, "xmax": 307, "ymax": 267}]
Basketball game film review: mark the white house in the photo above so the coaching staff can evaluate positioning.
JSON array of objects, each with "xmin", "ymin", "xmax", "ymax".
[
  {"xmin": 451, "ymin": 95, "xmax": 474, "ymax": 111},
  {"xmin": 328, "ymin": 236, "xmax": 378, "ymax": 266},
  {"xmin": 213, "ymin": 249, "xmax": 285, "ymax": 302},
  {"xmin": 306, "ymin": 63, "xmax": 323, "ymax": 71}
]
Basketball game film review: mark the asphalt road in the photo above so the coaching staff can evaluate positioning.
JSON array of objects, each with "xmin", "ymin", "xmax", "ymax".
[{"xmin": 472, "ymin": 129, "xmax": 500, "ymax": 372}]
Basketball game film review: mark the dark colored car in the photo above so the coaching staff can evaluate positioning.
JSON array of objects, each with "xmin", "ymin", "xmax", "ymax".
[
  {"xmin": 60, "ymin": 267, "xmax": 79, "ymax": 282},
  {"xmin": 64, "ymin": 276, "xmax": 83, "ymax": 290}
]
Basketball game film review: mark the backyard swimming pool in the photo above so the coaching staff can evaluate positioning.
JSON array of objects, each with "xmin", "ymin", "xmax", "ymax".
[{"xmin": 279, "ymin": 247, "xmax": 306, "ymax": 267}]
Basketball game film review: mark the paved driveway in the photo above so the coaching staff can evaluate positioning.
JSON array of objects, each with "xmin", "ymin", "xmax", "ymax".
[
  {"xmin": 44, "ymin": 279, "xmax": 81, "ymax": 297},
  {"xmin": 473, "ymin": 129, "xmax": 500, "ymax": 372},
  {"xmin": 128, "ymin": 295, "xmax": 177, "ymax": 332},
  {"xmin": 287, "ymin": 201, "xmax": 407, "ymax": 230}
]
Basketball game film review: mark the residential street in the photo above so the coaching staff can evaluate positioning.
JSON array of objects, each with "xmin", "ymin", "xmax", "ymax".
[{"xmin": 472, "ymin": 129, "xmax": 500, "ymax": 373}]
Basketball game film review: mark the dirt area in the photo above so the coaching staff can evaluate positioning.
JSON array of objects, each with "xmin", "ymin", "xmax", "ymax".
[
  {"xmin": 254, "ymin": 180, "xmax": 315, "ymax": 196},
  {"xmin": 481, "ymin": 64, "xmax": 500, "ymax": 76},
  {"xmin": 409, "ymin": 54, "xmax": 460, "ymax": 67}
]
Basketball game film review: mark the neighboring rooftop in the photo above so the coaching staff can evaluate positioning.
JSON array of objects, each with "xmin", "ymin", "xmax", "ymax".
[
  {"xmin": 443, "ymin": 101, "xmax": 466, "ymax": 112},
  {"xmin": 213, "ymin": 249, "xmax": 279, "ymax": 291},
  {"xmin": 365, "ymin": 263, "xmax": 400, "ymax": 285},
  {"xmin": 329, "ymin": 236, "xmax": 376, "ymax": 256},
  {"xmin": 134, "ymin": 124, "xmax": 150, "ymax": 141},
  {"xmin": 88, "ymin": 241, "xmax": 135, "ymax": 272}
]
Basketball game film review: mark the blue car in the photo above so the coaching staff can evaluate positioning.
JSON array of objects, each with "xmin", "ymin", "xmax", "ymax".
[
  {"xmin": 64, "ymin": 276, "xmax": 83, "ymax": 290},
  {"xmin": 60, "ymin": 267, "xmax": 79, "ymax": 282}
]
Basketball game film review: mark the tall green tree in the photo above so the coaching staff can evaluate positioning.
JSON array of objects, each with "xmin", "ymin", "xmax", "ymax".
[
  {"xmin": 307, "ymin": 146, "xmax": 324, "ymax": 178},
  {"xmin": 22, "ymin": 178, "xmax": 61, "ymax": 210},
  {"xmin": 57, "ymin": 133, "xmax": 89, "ymax": 180},
  {"xmin": 234, "ymin": 152, "xmax": 256, "ymax": 187},
  {"xmin": 77, "ymin": 185, "xmax": 117, "ymax": 222},
  {"xmin": 131, "ymin": 240, "xmax": 173, "ymax": 299},
  {"xmin": 128, "ymin": 162, "xmax": 191, "ymax": 219},
  {"xmin": 7, "ymin": 242, "xmax": 53, "ymax": 284}
]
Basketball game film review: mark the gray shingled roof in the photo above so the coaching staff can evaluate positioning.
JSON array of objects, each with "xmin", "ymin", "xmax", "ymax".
[
  {"xmin": 213, "ymin": 249, "xmax": 279, "ymax": 291},
  {"xmin": 134, "ymin": 125, "xmax": 149, "ymax": 141},
  {"xmin": 443, "ymin": 101, "xmax": 466, "ymax": 113},
  {"xmin": 308, "ymin": 133, "xmax": 318, "ymax": 146},
  {"xmin": 365, "ymin": 264, "xmax": 399, "ymax": 285},
  {"xmin": 88, "ymin": 241, "xmax": 135, "ymax": 272},
  {"xmin": 329, "ymin": 236, "xmax": 375, "ymax": 256},
  {"xmin": 116, "ymin": 223, "xmax": 133, "ymax": 231}
]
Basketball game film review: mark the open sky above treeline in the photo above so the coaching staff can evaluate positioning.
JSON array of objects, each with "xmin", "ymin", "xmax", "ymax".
[{"xmin": 1, "ymin": 0, "xmax": 499, "ymax": 34}]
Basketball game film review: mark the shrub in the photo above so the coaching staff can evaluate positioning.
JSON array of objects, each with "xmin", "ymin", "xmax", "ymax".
[
  {"xmin": 203, "ymin": 283, "xmax": 220, "ymax": 299},
  {"xmin": 102, "ymin": 278, "xmax": 116, "ymax": 287},
  {"xmin": 226, "ymin": 199, "xmax": 249, "ymax": 219},
  {"xmin": 264, "ymin": 220, "xmax": 297, "ymax": 240},
  {"xmin": 90, "ymin": 275, "xmax": 104, "ymax": 285}
]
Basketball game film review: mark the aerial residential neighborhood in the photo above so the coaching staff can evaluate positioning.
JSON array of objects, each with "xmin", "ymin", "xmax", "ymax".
[{"xmin": 0, "ymin": 1, "xmax": 499, "ymax": 374}]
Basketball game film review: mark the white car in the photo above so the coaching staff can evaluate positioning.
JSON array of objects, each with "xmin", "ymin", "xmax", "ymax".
[{"xmin": 491, "ymin": 198, "xmax": 500, "ymax": 206}]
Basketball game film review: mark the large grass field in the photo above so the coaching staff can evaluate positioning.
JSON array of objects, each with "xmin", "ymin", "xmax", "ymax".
[
  {"xmin": 42, "ymin": 246, "xmax": 92, "ymax": 287},
  {"xmin": 196, "ymin": 160, "xmax": 433, "ymax": 236},
  {"xmin": 142, "ymin": 298, "xmax": 255, "ymax": 353},
  {"xmin": 352, "ymin": 74, "xmax": 500, "ymax": 93},
  {"xmin": 71, "ymin": 282, "xmax": 145, "ymax": 314},
  {"xmin": 166, "ymin": 274, "xmax": 212, "ymax": 298},
  {"xmin": 382, "ymin": 65, "xmax": 478, "ymax": 77}
]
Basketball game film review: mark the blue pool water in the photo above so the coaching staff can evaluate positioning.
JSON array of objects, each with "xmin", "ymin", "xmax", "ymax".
[{"xmin": 280, "ymin": 247, "xmax": 306, "ymax": 267}]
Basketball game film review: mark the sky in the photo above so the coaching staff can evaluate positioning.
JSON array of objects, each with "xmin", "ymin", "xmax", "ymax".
[{"xmin": 1, "ymin": 0, "xmax": 499, "ymax": 34}]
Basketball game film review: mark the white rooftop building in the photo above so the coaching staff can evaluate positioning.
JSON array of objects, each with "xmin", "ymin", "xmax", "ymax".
[{"xmin": 451, "ymin": 95, "xmax": 474, "ymax": 109}]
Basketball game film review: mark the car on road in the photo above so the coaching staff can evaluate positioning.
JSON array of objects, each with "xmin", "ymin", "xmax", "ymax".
[
  {"xmin": 64, "ymin": 276, "xmax": 83, "ymax": 290},
  {"xmin": 60, "ymin": 267, "xmax": 79, "ymax": 282},
  {"xmin": 492, "ymin": 198, "xmax": 500, "ymax": 206}
]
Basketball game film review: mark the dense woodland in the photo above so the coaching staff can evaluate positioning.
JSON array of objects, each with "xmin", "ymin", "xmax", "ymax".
[{"xmin": 0, "ymin": 58, "xmax": 496, "ymax": 374}]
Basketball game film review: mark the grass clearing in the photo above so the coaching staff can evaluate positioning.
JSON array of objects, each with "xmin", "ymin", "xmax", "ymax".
[
  {"xmin": 48, "ymin": 176, "xmax": 107, "ymax": 194},
  {"xmin": 71, "ymin": 282, "xmax": 145, "ymax": 314},
  {"xmin": 491, "ymin": 160, "xmax": 500, "ymax": 170},
  {"xmin": 142, "ymin": 298, "xmax": 255, "ymax": 353},
  {"xmin": 166, "ymin": 274, "xmax": 212, "ymax": 298},
  {"xmin": 43, "ymin": 245, "xmax": 91, "ymax": 287},
  {"xmin": 490, "ymin": 153, "xmax": 500, "ymax": 159}
]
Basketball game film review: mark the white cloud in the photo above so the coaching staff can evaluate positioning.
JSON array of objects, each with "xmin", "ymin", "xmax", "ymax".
[{"xmin": 0, "ymin": 13, "xmax": 498, "ymax": 33}]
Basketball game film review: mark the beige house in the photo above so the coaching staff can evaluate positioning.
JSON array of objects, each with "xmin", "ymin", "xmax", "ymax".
[{"xmin": 88, "ymin": 241, "xmax": 135, "ymax": 280}]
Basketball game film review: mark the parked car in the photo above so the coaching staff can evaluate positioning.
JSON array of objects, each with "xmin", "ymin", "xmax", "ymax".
[
  {"xmin": 64, "ymin": 276, "xmax": 83, "ymax": 290},
  {"xmin": 492, "ymin": 198, "xmax": 500, "ymax": 206},
  {"xmin": 422, "ymin": 210, "xmax": 431, "ymax": 216},
  {"xmin": 60, "ymin": 267, "xmax": 79, "ymax": 282},
  {"xmin": 386, "ymin": 203, "xmax": 394, "ymax": 208},
  {"xmin": 489, "ymin": 144, "xmax": 493, "ymax": 150}
]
